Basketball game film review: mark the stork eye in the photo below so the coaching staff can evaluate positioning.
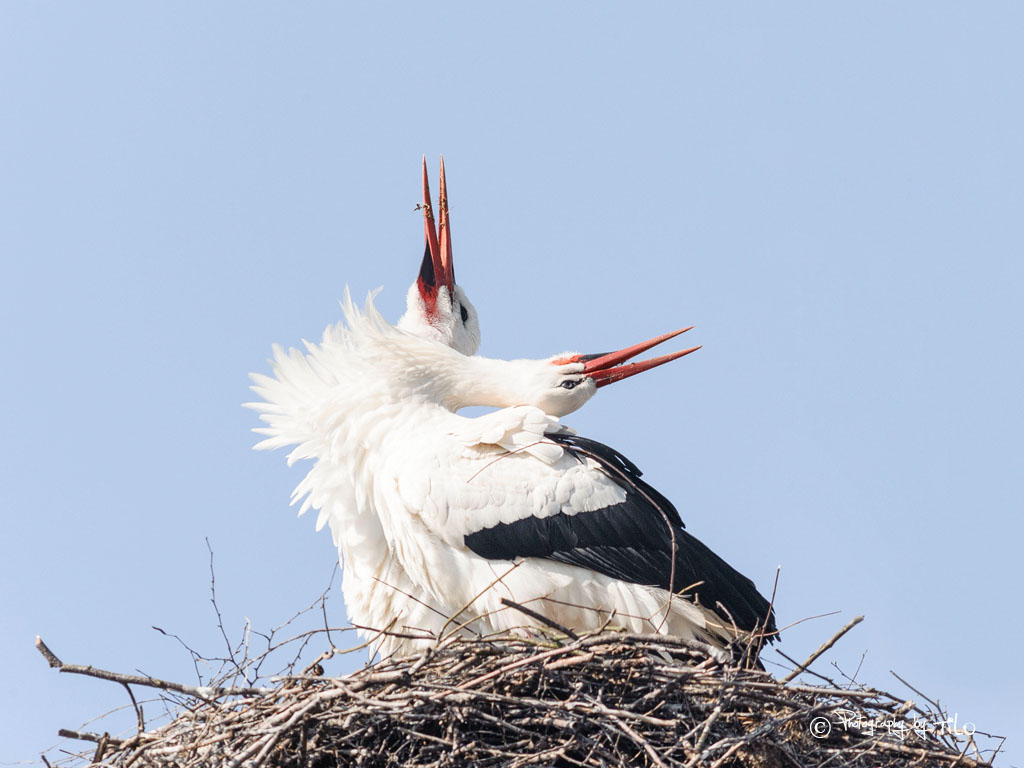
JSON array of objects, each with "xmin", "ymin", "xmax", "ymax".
[
  {"xmin": 460, "ymin": 304, "xmax": 469, "ymax": 323},
  {"xmin": 560, "ymin": 379, "xmax": 579, "ymax": 390}
]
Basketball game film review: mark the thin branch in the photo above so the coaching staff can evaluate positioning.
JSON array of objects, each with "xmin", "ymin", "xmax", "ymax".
[
  {"xmin": 499, "ymin": 597, "xmax": 580, "ymax": 641},
  {"xmin": 122, "ymin": 682, "xmax": 145, "ymax": 733},
  {"xmin": 780, "ymin": 615, "xmax": 864, "ymax": 684},
  {"xmin": 36, "ymin": 636, "xmax": 270, "ymax": 699}
]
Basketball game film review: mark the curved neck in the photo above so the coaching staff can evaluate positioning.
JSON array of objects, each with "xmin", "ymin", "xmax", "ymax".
[{"xmin": 435, "ymin": 355, "xmax": 541, "ymax": 412}]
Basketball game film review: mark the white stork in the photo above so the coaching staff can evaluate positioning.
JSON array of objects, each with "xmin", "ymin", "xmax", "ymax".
[
  {"xmin": 248, "ymin": 161, "xmax": 777, "ymax": 658},
  {"xmin": 394, "ymin": 157, "xmax": 479, "ymax": 356}
]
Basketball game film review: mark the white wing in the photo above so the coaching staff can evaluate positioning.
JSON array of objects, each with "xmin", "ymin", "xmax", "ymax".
[{"xmin": 376, "ymin": 406, "xmax": 775, "ymax": 640}]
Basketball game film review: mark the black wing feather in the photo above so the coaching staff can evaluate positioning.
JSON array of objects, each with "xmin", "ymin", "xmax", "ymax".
[{"xmin": 463, "ymin": 432, "xmax": 777, "ymax": 636}]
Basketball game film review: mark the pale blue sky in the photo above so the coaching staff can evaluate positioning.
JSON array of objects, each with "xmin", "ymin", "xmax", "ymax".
[{"xmin": 2, "ymin": 3, "xmax": 1021, "ymax": 764}]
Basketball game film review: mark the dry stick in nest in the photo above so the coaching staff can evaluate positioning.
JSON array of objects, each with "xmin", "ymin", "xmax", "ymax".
[
  {"xmin": 35, "ymin": 636, "xmax": 271, "ymax": 699},
  {"xmin": 780, "ymin": 615, "xmax": 864, "ymax": 684},
  {"xmin": 499, "ymin": 597, "xmax": 580, "ymax": 640}
]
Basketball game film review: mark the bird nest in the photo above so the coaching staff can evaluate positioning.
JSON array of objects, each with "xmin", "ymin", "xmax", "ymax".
[{"xmin": 38, "ymin": 621, "xmax": 1001, "ymax": 768}]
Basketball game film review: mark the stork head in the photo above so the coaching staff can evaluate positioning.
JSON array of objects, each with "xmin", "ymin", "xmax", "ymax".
[
  {"xmin": 398, "ymin": 157, "xmax": 481, "ymax": 356},
  {"xmin": 487, "ymin": 328, "xmax": 701, "ymax": 417}
]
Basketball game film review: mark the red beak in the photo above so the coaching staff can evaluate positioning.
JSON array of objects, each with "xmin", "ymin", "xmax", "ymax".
[
  {"xmin": 553, "ymin": 328, "xmax": 701, "ymax": 388},
  {"xmin": 438, "ymin": 156, "xmax": 455, "ymax": 287},
  {"xmin": 417, "ymin": 156, "xmax": 455, "ymax": 320}
]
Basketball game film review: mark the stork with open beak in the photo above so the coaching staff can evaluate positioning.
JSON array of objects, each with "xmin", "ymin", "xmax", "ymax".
[
  {"xmin": 396, "ymin": 157, "xmax": 479, "ymax": 356},
  {"xmin": 395, "ymin": 158, "xmax": 702, "ymax": 411},
  {"xmin": 248, "ymin": 160, "xmax": 776, "ymax": 659}
]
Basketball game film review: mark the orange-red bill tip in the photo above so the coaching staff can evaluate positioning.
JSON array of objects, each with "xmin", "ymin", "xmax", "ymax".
[
  {"xmin": 422, "ymin": 158, "xmax": 439, "ymax": 252},
  {"xmin": 438, "ymin": 156, "xmax": 454, "ymax": 286},
  {"xmin": 579, "ymin": 326, "xmax": 694, "ymax": 374},
  {"xmin": 550, "ymin": 328, "xmax": 700, "ymax": 386},
  {"xmin": 421, "ymin": 155, "xmax": 430, "ymax": 206},
  {"xmin": 588, "ymin": 345, "xmax": 701, "ymax": 388}
]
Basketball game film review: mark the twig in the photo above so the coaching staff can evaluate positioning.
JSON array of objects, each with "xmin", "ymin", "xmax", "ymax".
[
  {"xmin": 57, "ymin": 728, "xmax": 121, "ymax": 747},
  {"xmin": 122, "ymin": 682, "xmax": 145, "ymax": 733},
  {"xmin": 437, "ymin": 562, "xmax": 522, "ymax": 641},
  {"xmin": 36, "ymin": 636, "xmax": 270, "ymax": 699},
  {"xmin": 206, "ymin": 538, "xmax": 248, "ymax": 684},
  {"xmin": 890, "ymin": 669, "xmax": 945, "ymax": 717},
  {"xmin": 500, "ymin": 597, "xmax": 580, "ymax": 640},
  {"xmin": 775, "ymin": 647, "xmax": 838, "ymax": 687},
  {"xmin": 780, "ymin": 615, "xmax": 863, "ymax": 684},
  {"xmin": 92, "ymin": 732, "xmax": 111, "ymax": 763}
]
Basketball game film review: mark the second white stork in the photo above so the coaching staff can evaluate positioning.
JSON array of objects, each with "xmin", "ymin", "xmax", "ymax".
[{"xmin": 395, "ymin": 157, "xmax": 479, "ymax": 355}]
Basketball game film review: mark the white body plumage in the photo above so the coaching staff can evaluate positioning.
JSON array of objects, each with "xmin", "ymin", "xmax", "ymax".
[{"xmin": 248, "ymin": 292, "xmax": 724, "ymax": 657}]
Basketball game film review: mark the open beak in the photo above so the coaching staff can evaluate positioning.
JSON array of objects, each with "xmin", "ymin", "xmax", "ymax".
[
  {"xmin": 554, "ymin": 328, "xmax": 701, "ymax": 388},
  {"xmin": 417, "ymin": 156, "xmax": 455, "ymax": 318}
]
